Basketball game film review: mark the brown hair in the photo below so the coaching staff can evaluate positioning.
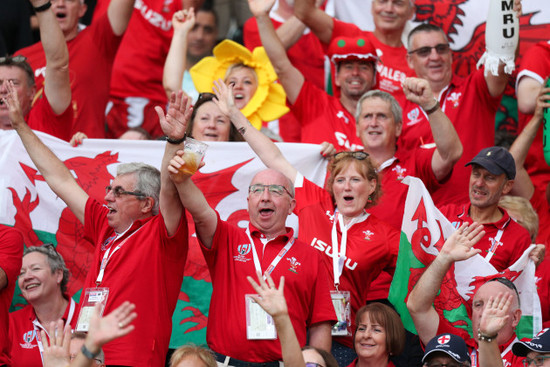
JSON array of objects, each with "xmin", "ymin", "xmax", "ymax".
[
  {"xmin": 326, "ymin": 153, "xmax": 381, "ymax": 208},
  {"xmin": 187, "ymin": 93, "xmax": 243, "ymax": 142},
  {"xmin": 355, "ymin": 303, "xmax": 405, "ymax": 356}
]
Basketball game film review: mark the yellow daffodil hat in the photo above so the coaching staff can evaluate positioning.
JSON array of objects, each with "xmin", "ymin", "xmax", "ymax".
[{"xmin": 190, "ymin": 39, "xmax": 289, "ymax": 130}]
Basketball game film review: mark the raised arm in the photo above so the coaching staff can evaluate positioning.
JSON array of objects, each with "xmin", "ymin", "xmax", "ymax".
[
  {"xmin": 154, "ymin": 91, "xmax": 193, "ymax": 236},
  {"xmin": 247, "ymin": 273, "xmax": 307, "ymax": 367},
  {"xmin": 407, "ymin": 223, "xmax": 484, "ymax": 345},
  {"xmin": 5, "ymin": 81, "xmax": 88, "ymax": 224},
  {"xmin": 163, "ymin": 9, "xmax": 196, "ymax": 98},
  {"xmin": 294, "ymin": 0, "xmax": 333, "ymax": 44},
  {"xmin": 476, "ymin": 293, "xmax": 511, "ymax": 367},
  {"xmin": 248, "ymin": 0, "xmax": 304, "ymax": 104},
  {"xmin": 509, "ymin": 87, "xmax": 550, "ymax": 199},
  {"xmin": 168, "ymin": 150, "xmax": 217, "ymax": 248},
  {"xmin": 402, "ymin": 77, "xmax": 463, "ymax": 181},
  {"xmin": 517, "ymin": 76, "xmax": 543, "ymax": 114},
  {"xmin": 107, "ymin": 0, "xmax": 136, "ymax": 36},
  {"xmin": 213, "ymin": 79, "xmax": 298, "ymax": 182},
  {"xmin": 31, "ymin": 0, "xmax": 70, "ymax": 115}
]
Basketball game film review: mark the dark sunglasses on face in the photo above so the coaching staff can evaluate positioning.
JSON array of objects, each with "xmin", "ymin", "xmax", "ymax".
[
  {"xmin": 408, "ymin": 43, "xmax": 451, "ymax": 58},
  {"xmin": 105, "ymin": 185, "xmax": 146, "ymax": 198}
]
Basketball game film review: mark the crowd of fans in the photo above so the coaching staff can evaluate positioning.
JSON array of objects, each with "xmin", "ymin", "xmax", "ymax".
[{"xmin": 1, "ymin": 0, "xmax": 550, "ymax": 366}]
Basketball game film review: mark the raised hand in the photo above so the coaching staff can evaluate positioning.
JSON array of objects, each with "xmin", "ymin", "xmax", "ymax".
[
  {"xmin": 155, "ymin": 91, "xmax": 193, "ymax": 141},
  {"xmin": 246, "ymin": 271, "xmax": 288, "ymax": 319},
  {"xmin": 212, "ymin": 79, "xmax": 237, "ymax": 118},
  {"xmin": 86, "ymin": 301, "xmax": 137, "ymax": 351},
  {"xmin": 320, "ymin": 141, "xmax": 336, "ymax": 158},
  {"xmin": 478, "ymin": 292, "xmax": 512, "ymax": 338},
  {"xmin": 440, "ymin": 223, "xmax": 485, "ymax": 263},
  {"xmin": 40, "ymin": 319, "xmax": 71, "ymax": 367},
  {"xmin": 402, "ymin": 77, "xmax": 437, "ymax": 111},
  {"xmin": 172, "ymin": 8, "xmax": 196, "ymax": 33},
  {"xmin": 248, "ymin": 0, "xmax": 276, "ymax": 18},
  {"xmin": 533, "ymin": 86, "xmax": 550, "ymax": 122},
  {"xmin": 4, "ymin": 80, "xmax": 26, "ymax": 129}
]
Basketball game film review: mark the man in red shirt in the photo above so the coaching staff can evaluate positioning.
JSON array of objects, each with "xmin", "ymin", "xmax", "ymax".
[
  {"xmin": 400, "ymin": 23, "xmax": 513, "ymax": 206},
  {"xmin": 0, "ymin": 225, "xmax": 23, "ymax": 367},
  {"xmin": 6, "ymin": 84, "xmax": 189, "ymax": 366},
  {"xmin": 250, "ymin": 0, "xmax": 377, "ymax": 151},
  {"xmin": 0, "ymin": 0, "xmax": 72, "ymax": 141},
  {"xmin": 16, "ymin": 0, "xmax": 136, "ymax": 139},
  {"xmin": 165, "ymin": 93, "xmax": 335, "ymax": 364},
  {"xmin": 294, "ymin": 0, "xmax": 415, "ymax": 97}
]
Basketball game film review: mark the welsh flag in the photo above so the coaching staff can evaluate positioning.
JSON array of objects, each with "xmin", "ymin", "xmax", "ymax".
[
  {"xmin": 388, "ymin": 176, "xmax": 542, "ymax": 343},
  {"xmin": 0, "ymin": 130, "xmax": 328, "ymax": 349}
]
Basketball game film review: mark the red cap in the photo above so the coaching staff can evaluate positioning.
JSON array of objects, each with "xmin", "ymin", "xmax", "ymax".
[{"xmin": 327, "ymin": 36, "xmax": 378, "ymax": 66}]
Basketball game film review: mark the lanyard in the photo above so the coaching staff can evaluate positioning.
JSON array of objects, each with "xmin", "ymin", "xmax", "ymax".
[
  {"xmin": 246, "ymin": 228, "xmax": 294, "ymax": 280},
  {"xmin": 96, "ymin": 225, "xmax": 143, "ymax": 286},
  {"xmin": 33, "ymin": 298, "xmax": 76, "ymax": 365},
  {"xmin": 484, "ymin": 228, "xmax": 504, "ymax": 263},
  {"xmin": 330, "ymin": 210, "xmax": 368, "ymax": 289}
]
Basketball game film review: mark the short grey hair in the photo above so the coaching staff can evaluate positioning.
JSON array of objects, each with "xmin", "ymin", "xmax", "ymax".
[
  {"xmin": 117, "ymin": 163, "xmax": 161, "ymax": 215},
  {"xmin": 355, "ymin": 90, "xmax": 403, "ymax": 126},
  {"xmin": 24, "ymin": 244, "xmax": 70, "ymax": 294}
]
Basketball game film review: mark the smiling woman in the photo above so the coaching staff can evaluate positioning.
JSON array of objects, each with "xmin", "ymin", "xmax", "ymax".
[{"xmin": 9, "ymin": 245, "xmax": 78, "ymax": 367}]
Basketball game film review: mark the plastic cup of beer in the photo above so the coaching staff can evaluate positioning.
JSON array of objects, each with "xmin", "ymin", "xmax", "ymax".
[{"xmin": 179, "ymin": 137, "xmax": 208, "ymax": 175}]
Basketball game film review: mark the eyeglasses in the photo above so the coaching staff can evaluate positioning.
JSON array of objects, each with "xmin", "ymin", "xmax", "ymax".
[
  {"xmin": 0, "ymin": 55, "xmax": 27, "ymax": 64},
  {"xmin": 373, "ymin": 0, "xmax": 409, "ymax": 6},
  {"xmin": 306, "ymin": 363, "xmax": 325, "ymax": 367},
  {"xmin": 333, "ymin": 151, "xmax": 369, "ymax": 161},
  {"xmin": 408, "ymin": 43, "xmax": 451, "ymax": 57},
  {"xmin": 523, "ymin": 356, "xmax": 550, "ymax": 367},
  {"xmin": 105, "ymin": 185, "xmax": 146, "ymax": 198},
  {"xmin": 248, "ymin": 184, "xmax": 294, "ymax": 198}
]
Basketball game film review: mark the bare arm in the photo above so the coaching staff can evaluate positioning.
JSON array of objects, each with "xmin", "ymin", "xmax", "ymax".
[
  {"xmin": 247, "ymin": 273, "xmax": 307, "ymax": 367},
  {"xmin": 508, "ymin": 87, "xmax": 550, "ymax": 199},
  {"xmin": 308, "ymin": 322, "xmax": 332, "ymax": 353},
  {"xmin": 163, "ymin": 9, "xmax": 196, "ymax": 98},
  {"xmin": 477, "ymin": 293, "xmax": 511, "ymax": 367},
  {"xmin": 517, "ymin": 77, "xmax": 543, "ymax": 114},
  {"xmin": 155, "ymin": 91, "xmax": 193, "ymax": 236},
  {"xmin": 407, "ymin": 223, "xmax": 484, "ymax": 345},
  {"xmin": 5, "ymin": 81, "xmax": 88, "ymax": 224},
  {"xmin": 402, "ymin": 78, "xmax": 463, "ymax": 181},
  {"xmin": 168, "ymin": 155, "xmax": 217, "ymax": 248},
  {"xmin": 294, "ymin": 0, "xmax": 333, "ymax": 44},
  {"xmin": 275, "ymin": 16, "xmax": 308, "ymax": 50},
  {"xmin": 32, "ymin": 0, "xmax": 71, "ymax": 115},
  {"xmin": 107, "ymin": 0, "xmax": 136, "ymax": 36},
  {"xmin": 0, "ymin": 269, "xmax": 6, "ymax": 291},
  {"xmin": 249, "ymin": 0, "xmax": 304, "ymax": 104},
  {"xmin": 213, "ymin": 80, "xmax": 298, "ymax": 182}
]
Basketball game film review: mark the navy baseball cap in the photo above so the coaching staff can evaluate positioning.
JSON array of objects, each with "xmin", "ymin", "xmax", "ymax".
[
  {"xmin": 422, "ymin": 334, "xmax": 471, "ymax": 364},
  {"xmin": 465, "ymin": 146, "xmax": 516, "ymax": 180},
  {"xmin": 513, "ymin": 328, "xmax": 550, "ymax": 356}
]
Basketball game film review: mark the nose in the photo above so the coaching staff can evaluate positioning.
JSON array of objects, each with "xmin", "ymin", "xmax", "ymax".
[
  {"xmin": 206, "ymin": 117, "xmax": 216, "ymax": 128},
  {"xmin": 259, "ymin": 186, "xmax": 272, "ymax": 200},
  {"xmin": 105, "ymin": 187, "xmax": 115, "ymax": 201}
]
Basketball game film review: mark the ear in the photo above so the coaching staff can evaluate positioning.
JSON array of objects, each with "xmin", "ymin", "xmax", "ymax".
[
  {"xmin": 78, "ymin": 3, "xmax": 88, "ymax": 18},
  {"xmin": 395, "ymin": 121, "xmax": 403, "ymax": 138},
  {"xmin": 406, "ymin": 53, "xmax": 414, "ymax": 70},
  {"xmin": 502, "ymin": 179, "xmax": 514, "ymax": 195},
  {"xmin": 368, "ymin": 178, "xmax": 377, "ymax": 196},
  {"xmin": 141, "ymin": 197, "xmax": 154, "ymax": 214},
  {"xmin": 55, "ymin": 268, "xmax": 63, "ymax": 284},
  {"xmin": 511, "ymin": 307, "xmax": 522, "ymax": 328},
  {"xmin": 334, "ymin": 69, "xmax": 341, "ymax": 88},
  {"xmin": 288, "ymin": 198, "xmax": 296, "ymax": 215}
]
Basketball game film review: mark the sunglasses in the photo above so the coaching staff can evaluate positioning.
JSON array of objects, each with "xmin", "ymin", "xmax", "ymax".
[
  {"xmin": 333, "ymin": 151, "xmax": 369, "ymax": 161},
  {"xmin": 0, "ymin": 55, "xmax": 27, "ymax": 64},
  {"xmin": 306, "ymin": 363, "xmax": 325, "ymax": 367},
  {"xmin": 105, "ymin": 185, "xmax": 146, "ymax": 198},
  {"xmin": 408, "ymin": 43, "xmax": 451, "ymax": 58},
  {"xmin": 248, "ymin": 184, "xmax": 293, "ymax": 198}
]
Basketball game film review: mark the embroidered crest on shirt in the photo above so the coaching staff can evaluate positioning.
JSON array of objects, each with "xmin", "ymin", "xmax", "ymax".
[
  {"xmin": 487, "ymin": 236, "xmax": 503, "ymax": 254},
  {"xmin": 406, "ymin": 107, "xmax": 421, "ymax": 126},
  {"xmin": 446, "ymin": 92, "xmax": 462, "ymax": 108},
  {"xmin": 392, "ymin": 165, "xmax": 407, "ymax": 180},
  {"xmin": 287, "ymin": 257, "xmax": 301, "ymax": 273},
  {"xmin": 20, "ymin": 330, "xmax": 38, "ymax": 349},
  {"xmin": 336, "ymin": 111, "xmax": 350, "ymax": 124},
  {"xmin": 363, "ymin": 230, "xmax": 374, "ymax": 240},
  {"xmin": 234, "ymin": 243, "xmax": 253, "ymax": 263},
  {"xmin": 325, "ymin": 210, "xmax": 336, "ymax": 223}
]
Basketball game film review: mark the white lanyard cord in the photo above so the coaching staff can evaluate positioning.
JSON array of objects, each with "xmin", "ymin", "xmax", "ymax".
[
  {"xmin": 246, "ymin": 228, "xmax": 294, "ymax": 280},
  {"xmin": 96, "ymin": 225, "xmax": 143, "ymax": 286},
  {"xmin": 34, "ymin": 298, "xmax": 76, "ymax": 365},
  {"xmin": 484, "ymin": 228, "xmax": 504, "ymax": 263}
]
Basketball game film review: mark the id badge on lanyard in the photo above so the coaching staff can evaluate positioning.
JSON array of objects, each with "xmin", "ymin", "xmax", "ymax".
[
  {"xmin": 244, "ymin": 229, "xmax": 294, "ymax": 340},
  {"xmin": 75, "ymin": 288, "xmax": 109, "ymax": 332},
  {"xmin": 331, "ymin": 290, "xmax": 351, "ymax": 336}
]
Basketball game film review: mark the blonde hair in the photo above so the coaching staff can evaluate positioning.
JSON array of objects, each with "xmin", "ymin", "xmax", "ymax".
[
  {"xmin": 169, "ymin": 344, "xmax": 217, "ymax": 367},
  {"xmin": 499, "ymin": 195, "xmax": 538, "ymax": 241}
]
